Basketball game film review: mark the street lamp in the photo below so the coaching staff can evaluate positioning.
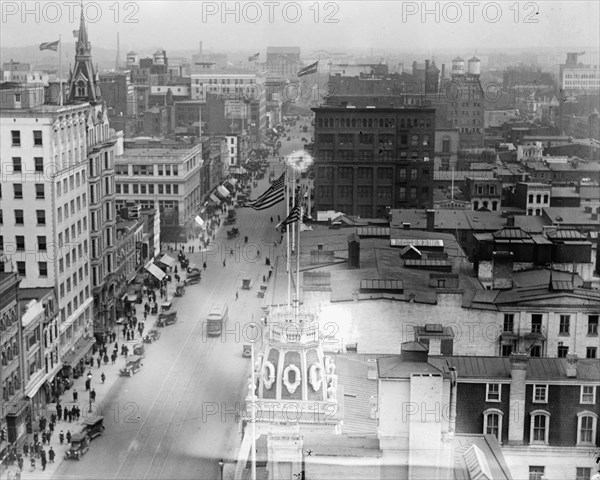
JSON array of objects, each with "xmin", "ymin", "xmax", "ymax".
[
  {"xmin": 87, "ymin": 372, "xmax": 93, "ymax": 412},
  {"xmin": 218, "ymin": 459, "xmax": 224, "ymax": 480}
]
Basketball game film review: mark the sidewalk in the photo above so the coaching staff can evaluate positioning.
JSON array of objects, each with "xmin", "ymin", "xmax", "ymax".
[{"xmin": 2, "ymin": 286, "xmax": 178, "ymax": 480}]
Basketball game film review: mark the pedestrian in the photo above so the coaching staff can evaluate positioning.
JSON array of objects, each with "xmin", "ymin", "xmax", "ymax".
[
  {"xmin": 71, "ymin": 406, "xmax": 77, "ymax": 420},
  {"xmin": 97, "ymin": 356, "xmax": 101, "ymax": 368},
  {"xmin": 203, "ymin": 262, "xmax": 207, "ymax": 270},
  {"xmin": 66, "ymin": 430, "xmax": 71, "ymax": 444},
  {"xmin": 56, "ymin": 403, "xmax": 62, "ymax": 421},
  {"xmin": 46, "ymin": 428, "xmax": 52, "ymax": 443},
  {"xmin": 85, "ymin": 378, "xmax": 90, "ymax": 391},
  {"xmin": 18, "ymin": 455, "xmax": 23, "ymax": 471},
  {"xmin": 23, "ymin": 443, "xmax": 29, "ymax": 457},
  {"xmin": 73, "ymin": 389, "xmax": 78, "ymax": 402},
  {"xmin": 90, "ymin": 389, "xmax": 96, "ymax": 402},
  {"xmin": 48, "ymin": 447, "xmax": 55, "ymax": 463},
  {"xmin": 101, "ymin": 372, "xmax": 106, "ymax": 384},
  {"xmin": 33, "ymin": 432, "xmax": 38, "ymax": 445},
  {"xmin": 59, "ymin": 431, "xmax": 64, "ymax": 445},
  {"xmin": 236, "ymin": 291, "xmax": 239, "ymax": 300},
  {"xmin": 111, "ymin": 353, "xmax": 116, "ymax": 364},
  {"xmin": 223, "ymin": 259, "xmax": 226, "ymax": 267},
  {"xmin": 270, "ymin": 216, "xmax": 273, "ymax": 223},
  {"xmin": 30, "ymin": 457, "xmax": 35, "ymax": 471},
  {"xmin": 104, "ymin": 353, "xmax": 109, "ymax": 364}
]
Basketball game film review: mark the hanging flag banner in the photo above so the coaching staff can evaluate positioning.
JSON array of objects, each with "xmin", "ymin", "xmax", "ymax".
[
  {"xmin": 39, "ymin": 40, "xmax": 60, "ymax": 51},
  {"xmin": 297, "ymin": 61, "xmax": 318, "ymax": 77}
]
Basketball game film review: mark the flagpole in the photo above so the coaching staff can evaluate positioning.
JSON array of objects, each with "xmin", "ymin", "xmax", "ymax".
[
  {"xmin": 59, "ymin": 35, "xmax": 63, "ymax": 106},
  {"xmin": 286, "ymin": 164, "xmax": 291, "ymax": 308},
  {"xmin": 296, "ymin": 203, "xmax": 301, "ymax": 304}
]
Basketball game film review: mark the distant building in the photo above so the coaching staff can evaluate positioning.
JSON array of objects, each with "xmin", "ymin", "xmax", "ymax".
[
  {"xmin": 312, "ymin": 104, "xmax": 436, "ymax": 218},
  {"xmin": 511, "ymin": 182, "xmax": 552, "ymax": 215},
  {"xmin": 560, "ymin": 52, "xmax": 600, "ymax": 93},
  {"xmin": 464, "ymin": 176, "xmax": 502, "ymax": 211},
  {"xmin": 265, "ymin": 46, "xmax": 301, "ymax": 78}
]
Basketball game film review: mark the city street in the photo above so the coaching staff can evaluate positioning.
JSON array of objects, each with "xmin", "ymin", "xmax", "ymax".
[{"xmin": 41, "ymin": 149, "xmax": 290, "ymax": 480}]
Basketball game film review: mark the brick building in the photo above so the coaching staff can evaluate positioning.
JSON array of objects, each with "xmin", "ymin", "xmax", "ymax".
[{"xmin": 312, "ymin": 105, "xmax": 436, "ymax": 218}]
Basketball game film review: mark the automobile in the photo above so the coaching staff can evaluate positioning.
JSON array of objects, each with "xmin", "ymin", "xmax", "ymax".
[
  {"xmin": 143, "ymin": 329, "xmax": 161, "ymax": 343},
  {"xmin": 119, "ymin": 355, "xmax": 143, "ymax": 377},
  {"xmin": 156, "ymin": 311, "xmax": 177, "ymax": 327},
  {"xmin": 116, "ymin": 317, "xmax": 127, "ymax": 325},
  {"xmin": 187, "ymin": 265, "xmax": 200, "ymax": 274},
  {"xmin": 81, "ymin": 416, "xmax": 105, "ymax": 439},
  {"xmin": 184, "ymin": 275, "xmax": 201, "ymax": 286},
  {"xmin": 65, "ymin": 433, "xmax": 90, "ymax": 460}
]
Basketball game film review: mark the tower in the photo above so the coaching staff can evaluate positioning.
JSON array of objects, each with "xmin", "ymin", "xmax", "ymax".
[
  {"xmin": 240, "ymin": 303, "xmax": 342, "ymax": 480},
  {"xmin": 67, "ymin": 5, "xmax": 102, "ymax": 103}
]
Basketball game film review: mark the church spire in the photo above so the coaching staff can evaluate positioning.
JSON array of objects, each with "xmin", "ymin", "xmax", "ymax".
[{"xmin": 67, "ymin": 2, "xmax": 101, "ymax": 103}]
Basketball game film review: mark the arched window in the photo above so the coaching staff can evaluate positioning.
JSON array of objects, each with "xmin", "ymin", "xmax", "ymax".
[
  {"xmin": 76, "ymin": 81, "xmax": 87, "ymax": 97},
  {"xmin": 528, "ymin": 194, "xmax": 534, "ymax": 203},
  {"xmin": 529, "ymin": 410, "xmax": 550, "ymax": 444},
  {"xmin": 543, "ymin": 194, "xmax": 549, "ymax": 204},
  {"xmin": 473, "ymin": 201, "xmax": 479, "ymax": 210},
  {"xmin": 577, "ymin": 411, "xmax": 597, "ymax": 445},
  {"xmin": 483, "ymin": 408, "xmax": 503, "ymax": 443}
]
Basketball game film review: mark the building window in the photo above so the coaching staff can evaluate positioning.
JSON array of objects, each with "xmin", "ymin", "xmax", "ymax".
[
  {"xmin": 483, "ymin": 409, "xmax": 503, "ymax": 443},
  {"xmin": 15, "ymin": 209, "xmax": 24, "ymax": 225},
  {"xmin": 442, "ymin": 138, "xmax": 450, "ymax": 153},
  {"xmin": 12, "ymin": 157, "xmax": 22, "ymax": 172},
  {"xmin": 531, "ymin": 314, "xmax": 542, "ymax": 333},
  {"xmin": 35, "ymin": 157, "xmax": 44, "ymax": 173},
  {"xmin": 557, "ymin": 345, "xmax": 569, "ymax": 358},
  {"xmin": 35, "ymin": 184, "xmax": 45, "ymax": 199},
  {"xmin": 486, "ymin": 383, "xmax": 501, "ymax": 402},
  {"xmin": 577, "ymin": 412, "xmax": 597, "ymax": 445},
  {"xmin": 16, "ymin": 236, "xmax": 25, "ymax": 251},
  {"xmin": 36, "ymin": 210, "xmax": 46, "ymax": 225},
  {"xmin": 33, "ymin": 130, "xmax": 43, "ymax": 146},
  {"xmin": 533, "ymin": 384, "xmax": 548, "ymax": 403},
  {"xmin": 586, "ymin": 347, "xmax": 597, "ymax": 358},
  {"xmin": 39, "ymin": 262, "xmax": 48, "ymax": 277},
  {"xmin": 13, "ymin": 184, "xmax": 23, "ymax": 199},
  {"xmin": 501, "ymin": 344, "xmax": 514, "ymax": 357},
  {"xmin": 503, "ymin": 314, "xmax": 514, "ymax": 332},
  {"xmin": 588, "ymin": 315, "xmax": 598, "ymax": 335},
  {"xmin": 11, "ymin": 130, "xmax": 21, "ymax": 146},
  {"xmin": 17, "ymin": 261, "xmax": 26, "ymax": 276},
  {"xmin": 576, "ymin": 468, "xmax": 591, "ymax": 480},
  {"xmin": 38, "ymin": 236, "xmax": 47, "ymax": 251},
  {"xmin": 529, "ymin": 466, "xmax": 545, "ymax": 480},
  {"xmin": 530, "ymin": 411, "xmax": 550, "ymax": 444},
  {"xmin": 581, "ymin": 386, "xmax": 596, "ymax": 404}
]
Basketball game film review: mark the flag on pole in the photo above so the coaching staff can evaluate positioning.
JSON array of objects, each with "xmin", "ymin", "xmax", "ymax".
[
  {"xmin": 248, "ymin": 52, "xmax": 260, "ymax": 62},
  {"xmin": 276, "ymin": 202, "xmax": 301, "ymax": 229},
  {"xmin": 72, "ymin": 30, "xmax": 79, "ymax": 38},
  {"xmin": 297, "ymin": 61, "xmax": 318, "ymax": 77},
  {"xmin": 39, "ymin": 40, "xmax": 60, "ymax": 51},
  {"xmin": 248, "ymin": 172, "xmax": 285, "ymax": 210}
]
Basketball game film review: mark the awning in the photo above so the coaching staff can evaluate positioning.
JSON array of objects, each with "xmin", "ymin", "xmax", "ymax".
[
  {"xmin": 24, "ymin": 373, "xmax": 49, "ymax": 399},
  {"xmin": 210, "ymin": 193, "xmax": 222, "ymax": 204},
  {"xmin": 61, "ymin": 337, "xmax": 96, "ymax": 368},
  {"xmin": 217, "ymin": 185, "xmax": 231, "ymax": 198},
  {"xmin": 226, "ymin": 177, "xmax": 238, "ymax": 186},
  {"xmin": 125, "ymin": 293, "xmax": 138, "ymax": 302},
  {"xmin": 159, "ymin": 255, "xmax": 176, "ymax": 268},
  {"xmin": 145, "ymin": 262, "xmax": 166, "ymax": 281}
]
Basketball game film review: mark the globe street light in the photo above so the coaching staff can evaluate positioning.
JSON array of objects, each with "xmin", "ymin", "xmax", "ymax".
[
  {"xmin": 218, "ymin": 459, "xmax": 224, "ymax": 480},
  {"xmin": 87, "ymin": 372, "xmax": 93, "ymax": 412}
]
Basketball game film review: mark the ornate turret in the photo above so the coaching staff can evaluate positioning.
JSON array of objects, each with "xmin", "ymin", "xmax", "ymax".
[{"xmin": 67, "ymin": 4, "xmax": 102, "ymax": 103}]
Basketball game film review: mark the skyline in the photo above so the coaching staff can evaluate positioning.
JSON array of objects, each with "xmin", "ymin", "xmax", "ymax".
[{"xmin": 1, "ymin": 1, "xmax": 599, "ymax": 54}]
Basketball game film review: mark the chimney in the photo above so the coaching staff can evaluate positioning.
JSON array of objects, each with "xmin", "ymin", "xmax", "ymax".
[
  {"xmin": 425, "ymin": 59, "xmax": 430, "ymax": 71},
  {"xmin": 565, "ymin": 354, "xmax": 578, "ymax": 377},
  {"xmin": 506, "ymin": 215, "xmax": 515, "ymax": 227},
  {"xmin": 441, "ymin": 64, "xmax": 446, "ymax": 79},
  {"xmin": 492, "ymin": 251, "xmax": 514, "ymax": 289},
  {"xmin": 596, "ymin": 234, "xmax": 600, "ymax": 276},
  {"xmin": 347, "ymin": 233, "xmax": 360, "ymax": 269},
  {"xmin": 507, "ymin": 353, "xmax": 528, "ymax": 445},
  {"xmin": 426, "ymin": 209, "xmax": 435, "ymax": 231},
  {"xmin": 403, "ymin": 222, "xmax": 411, "ymax": 230}
]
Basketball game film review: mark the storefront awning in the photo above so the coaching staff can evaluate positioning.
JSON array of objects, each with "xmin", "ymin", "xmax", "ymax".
[
  {"xmin": 145, "ymin": 262, "xmax": 166, "ymax": 281},
  {"xmin": 217, "ymin": 185, "xmax": 231, "ymax": 198},
  {"xmin": 159, "ymin": 254, "xmax": 176, "ymax": 268},
  {"xmin": 226, "ymin": 177, "xmax": 238, "ymax": 186},
  {"xmin": 24, "ymin": 373, "xmax": 50, "ymax": 399},
  {"xmin": 61, "ymin": 337, "xmax": 96, "ymax": 368},
  {"xmin": 210, "ymin": 193, "xmax": 222, "ymax": 204}
]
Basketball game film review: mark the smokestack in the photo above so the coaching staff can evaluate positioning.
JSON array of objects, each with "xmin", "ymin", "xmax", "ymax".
[
  {"xmin": 492, "ymin": 251, "xmax": 514, "ymax": 289},
  {"xmin": 426, "ymin": 209, "xmax": 435, "ymax": 232},
  {"xmin": 565, "ymin": 354, "xmax": 578, "ymax": 377},
  {"xmin": 441, "ymin": 64, "xmax": 446, "ymax": 79},
  {"xmin": 507, "ymin": 353, "xmax": 528, "ymax": 445},
  {"xmin": 347, "ymin": 233, "xmax": 360, "ymax": 269}
]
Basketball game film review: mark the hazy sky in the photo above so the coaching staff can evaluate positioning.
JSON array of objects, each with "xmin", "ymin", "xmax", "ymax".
[{"xmin": 1, "ymin": 0, "xmax": 599, "ymax": 54}]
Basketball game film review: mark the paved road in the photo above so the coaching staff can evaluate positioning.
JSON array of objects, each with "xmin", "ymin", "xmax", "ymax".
[{"xmin": 51, "ymin": 164, "xmax": 288, "ymax": 479}]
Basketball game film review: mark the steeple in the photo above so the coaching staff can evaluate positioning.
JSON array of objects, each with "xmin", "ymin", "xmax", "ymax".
[{"xmin": 67, "ymin": 2, "xmax": 101, "ymax": 103}]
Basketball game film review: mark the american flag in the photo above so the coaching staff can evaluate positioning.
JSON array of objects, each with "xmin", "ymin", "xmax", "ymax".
[{"xmin": 248, "ymin": 172, "xmax": 285, "ymax": 210}]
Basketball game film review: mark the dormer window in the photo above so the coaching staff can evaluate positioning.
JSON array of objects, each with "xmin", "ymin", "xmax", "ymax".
[{"xmin": 76, "ymin": 81, "xmax": 87, "ymax": 97}]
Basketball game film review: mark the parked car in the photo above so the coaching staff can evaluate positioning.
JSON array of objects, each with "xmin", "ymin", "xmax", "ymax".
[
  {"xmin": 65, "ymin": 433, "xmax": 90, "ymax": 460},
  {"xmin": 81, "ymin": 416, "xmax": 105, "ymax": 439},
  {"xmin": 143, "ymin": 329, "xmax": 161, "ymax": 343}
]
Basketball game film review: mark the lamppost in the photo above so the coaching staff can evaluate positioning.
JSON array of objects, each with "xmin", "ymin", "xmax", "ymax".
[
  {"xmin": 87, "ymin": 372, "xmax": 93, "ymax": 412},
  {"xmin": 218, "ymin": 458, "xmax": 224, "ymax": 480}
]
